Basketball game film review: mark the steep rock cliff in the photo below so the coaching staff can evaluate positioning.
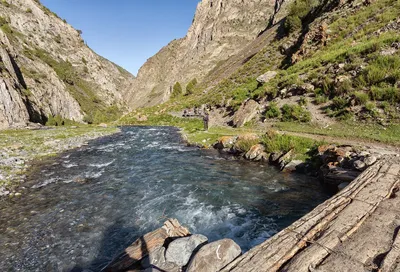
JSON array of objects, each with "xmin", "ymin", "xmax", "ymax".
[
  {"xmin": 127, "ymin": 0, "xmax": 290, "ymax": 108},
  {"xmin": 0, "ymin": 0, "xmax": 135, "ymax": 129}
]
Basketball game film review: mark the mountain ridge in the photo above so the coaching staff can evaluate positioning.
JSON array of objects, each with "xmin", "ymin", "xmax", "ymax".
[{"xmin": 0, "ymin": 0, "xmax": 135, "ymax": 129}]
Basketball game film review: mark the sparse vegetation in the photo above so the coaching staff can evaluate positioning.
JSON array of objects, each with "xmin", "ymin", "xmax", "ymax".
[
  {"xmin": 172, "ymin": 82, "xmax": 183, "ymax": 98},
  {"xmin": 185, "ymin": 78, "xmax": 198, "ymax": 95},
  {"xmin": 24, "ymin": 48, "xmax": 122, "ymax": 123},
  {"xmin": 265, "ymin": 102, "xmax": 281, "ymax": 119},
  {"xmin": 281, "ymin": 104, "xmax": 311, "ymax": 122}
]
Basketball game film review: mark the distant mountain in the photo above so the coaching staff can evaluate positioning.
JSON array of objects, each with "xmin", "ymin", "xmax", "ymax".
[
  {"xmin": 127, "ymin": 0, "xmax": 291, "ymax": 108},
  {"xmin": 0, "ymin": 0, "xmax": 135, "ymax": 129}
]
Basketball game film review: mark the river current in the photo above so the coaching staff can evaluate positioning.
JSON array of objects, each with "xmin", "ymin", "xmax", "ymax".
[{"xmin": 0, "ymin": 126, "xmax": 329, "ymax": 271}]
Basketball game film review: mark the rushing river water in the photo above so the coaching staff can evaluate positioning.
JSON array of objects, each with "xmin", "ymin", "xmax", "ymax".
[{"xmin": 0, "ymin": 126, "xmax": 330, "ymax": 271}]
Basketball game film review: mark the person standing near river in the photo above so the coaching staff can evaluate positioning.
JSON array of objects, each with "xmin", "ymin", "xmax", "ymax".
[{"xmin": 203, "ymin": 112, "xmax": 209, "ymax": 131}]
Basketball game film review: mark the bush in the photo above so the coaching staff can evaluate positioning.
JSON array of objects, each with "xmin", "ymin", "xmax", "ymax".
[
  {"xmin": 185, "ymin": 78, "xmax": 198, "ymax": 95},
  {"xmin": 315, "ymin": 94, "xmax": 328, "ymax": 104},
  {"xmin": 281, "ymin": 104, "xmax": 311, "ymax": 122},
  {"xmin": 284, "ymin": 15, "xmax": 302, "ymax": 33},
  {"xmin": 172, "ymin": 82, "xmax": 182, "ymax": 98},
  {"xmin": 26, "ymin": 8, "xmax": 32, "ymax": 13},
  {"xmin": 370, "ymin": 86, "xmax": 400, "ymax": 104},
  {"xmin": 83, "ymin": 114, "xmax": 94, "ymax": 124},
  {"xmin": 299, "ymin": 96, "xmax": 308, "ymax": 106},
  {"xmin": 331, "ymin": 96, "xmax": 348, "ymax": 110},
  {"xmin": 354, "ymin": 91, "xmax": 369, "ymax": 105},
  {"xmin": 265, "ymin": 102, "xmax": 281, "ymax": 119}
]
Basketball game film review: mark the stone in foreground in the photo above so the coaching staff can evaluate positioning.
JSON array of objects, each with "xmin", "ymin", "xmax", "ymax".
[
  {"xmin": 165, "ymin": 234, "xmax": 208, "ymax": 267},
  {"xmin": 187, "ymin": 238, "xmax": 241, "ymax": 272}
]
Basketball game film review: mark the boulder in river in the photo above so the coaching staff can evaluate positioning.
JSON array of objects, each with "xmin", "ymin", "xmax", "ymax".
[
  {"xmin": 165, "ymin": 234, "xmax": 208, "ymax": 267},
  {"xmin": 187, "ymin": 239, "xmax": 241, "ymax": 272},
  {"xmin": 141, "ymin": 247, "xmax": 179, "ymax": 272}
]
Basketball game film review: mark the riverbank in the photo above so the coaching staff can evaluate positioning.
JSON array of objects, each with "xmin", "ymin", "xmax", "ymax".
[{"xmin": 0, "ymin": 125, "xmax": 120, "ymax": 197}]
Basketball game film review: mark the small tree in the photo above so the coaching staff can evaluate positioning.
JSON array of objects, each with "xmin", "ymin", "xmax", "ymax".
[
  {"xmin": 185, "ymin": 78, "xmax": 198, "ymax": 95},
  {"xmin": 172, "ymin": 82, "xmax": 182, "ymax": 98}
]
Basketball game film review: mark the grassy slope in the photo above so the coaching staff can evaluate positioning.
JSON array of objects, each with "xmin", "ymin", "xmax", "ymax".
[{"xmin": 121, "ymin": 0, "xmax": 400, "ymax": 149}]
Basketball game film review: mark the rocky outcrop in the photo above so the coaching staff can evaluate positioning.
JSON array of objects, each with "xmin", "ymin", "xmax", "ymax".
[
  {"xmin": 0, "ymin": 0, "xmax": 135, "ymax": 128},
  {"xmin": 128, "ymin": 0, "xmax": 292, "ymax": 108},
  {"xmin": 233, "ymin": 99, "xmax": 260, "ymax": 127}
]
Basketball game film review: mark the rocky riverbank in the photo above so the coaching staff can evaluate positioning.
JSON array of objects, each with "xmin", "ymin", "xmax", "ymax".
[
  {"xmin": 210, "ymin": 131, "xmax": 397, "ymax": 191},
  {"xmin": 0, "ymin": 125, "xmax": 120, "ymax": 197}
]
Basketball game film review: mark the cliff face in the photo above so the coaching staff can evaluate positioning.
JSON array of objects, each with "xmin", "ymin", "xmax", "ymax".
[
  {"xmin": 127, "ymin": 0, "xmax": 290, "ymax": 108},
  {"xmin": 0, "ymin": 0, "xmax": 135, "ymax": 129}
]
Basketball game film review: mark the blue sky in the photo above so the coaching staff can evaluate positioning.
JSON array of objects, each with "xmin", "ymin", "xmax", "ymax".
[{"xmin": 41, "ymin": 1, "xmax": 200, "ymax": 76}]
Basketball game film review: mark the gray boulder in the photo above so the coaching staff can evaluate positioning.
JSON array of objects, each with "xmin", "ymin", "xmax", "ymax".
[
  {"xmin": 353, "ymin": 160, "xmax": 367, "ymax": 171},
  {"xmin": 187, "ymin": 239, "xmax": 241, "ymax": 272},
  {"xmin": 141, "ymin": 247, "xmax": 180, "ymax": 272},
  {"xmin": 232, "ymin": 99, "xmax": 260, "ymax": 127},
  {"xmin": 256, "ymin": 71, "xmax": 277, "ymax": 84},
  {"xmin": 364, "ymin": 156, "xmax": 377, "ymax": 166},
  {"xmin": 283, "ymin": 160, "xmax": 303, "ymax": 173},
  {"xmin": 165, "ymin": 234, "xmax": 208, "ymax": 267}
]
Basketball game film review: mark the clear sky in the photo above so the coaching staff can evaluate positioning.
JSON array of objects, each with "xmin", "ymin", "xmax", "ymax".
[{"xmin": 40, "ymin": 0, "xmax": 200, "ymax": 76}]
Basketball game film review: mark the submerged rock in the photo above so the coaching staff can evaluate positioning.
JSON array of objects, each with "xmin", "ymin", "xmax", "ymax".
[
  {"xmin": 165, "ymin": 234, "xmax": 208, "ymax": 267},
  {"xmin": 187, "ymin": 239, "xmax": 241, "ymax": 272}
]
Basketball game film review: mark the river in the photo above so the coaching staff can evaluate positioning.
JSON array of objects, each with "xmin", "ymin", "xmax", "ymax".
[{"xmin": 0, "ymin": 126, "xmax": 330, "ymax": 271}]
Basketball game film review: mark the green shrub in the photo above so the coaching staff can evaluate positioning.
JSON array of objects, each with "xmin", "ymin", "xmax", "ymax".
[
  {"xmin": 299, "ymin": 96, "xmax": 308, "ymax": 106},
  {"xmin": 281, "ymin": 104, "xmax": 311, "ymax": 122},
  {"xmin": 83, "ymin": 114, "xmax": 93, "ymax": 124},
  {"xmin": 315, "ymin": 94, "xmax": 328, "ymax": 104},
  {"xmin": 265, "ymin": 102, "xmax": 281, "ymax": 119},
  {"xmin": 261, "ymin": 133, "xmax": 321, "ymax": 158},
  {"xmin": 172, "ymin": 82, "xmax": 182, "ymax": 98},
  {"xmin": 0, "ymin": 16, "xmax": 8, "ymax": 26},
  {"xmin": 284, "ymin": 15, "xmax": 302, "ymax": 33},
  {"xmin": 331, "ymin": 96, "xmax": 348, "ymax": 110},
  {"xmin": 235, "ymin": 138, "xmax": 260, "ymax": 153},
  {"xmin": 354, "ymin": 91, "xmax": 369, "ymax": 105},
  {"xmin": 26, "ymin": 8, "xmax": 32, "ymax": 13},
  {"xmin": 46, "ymin": 115, "xmax": 78, "ymax": 126},
  {"xmin": 185, "ymin": 78, "xmax": 198, "ymax": 95},
  {"xmin": 370, "ymin": 86, "xmax": 399, "ymax": 104}
]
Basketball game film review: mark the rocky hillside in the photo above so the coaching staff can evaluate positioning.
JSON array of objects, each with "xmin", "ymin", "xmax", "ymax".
[
  {"xmin": 127, "ymin": 0, "xmax": 292, "ymax": 108},
  {"xmin": 127, "ymin": 0, "xmax": 399, "ymax": 131},
  {"xmin": 0, "ymin": 0, "xmax": 135, "ymax": 129}
]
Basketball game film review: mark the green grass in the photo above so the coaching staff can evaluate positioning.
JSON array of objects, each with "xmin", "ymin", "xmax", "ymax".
[
  {"xmin": 275, "ymin": 122, "xmax": 400, "ymax": 146},
  {"xmin": 261, "ymin": 132, "xmax": 325, "ymax": 161}
]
